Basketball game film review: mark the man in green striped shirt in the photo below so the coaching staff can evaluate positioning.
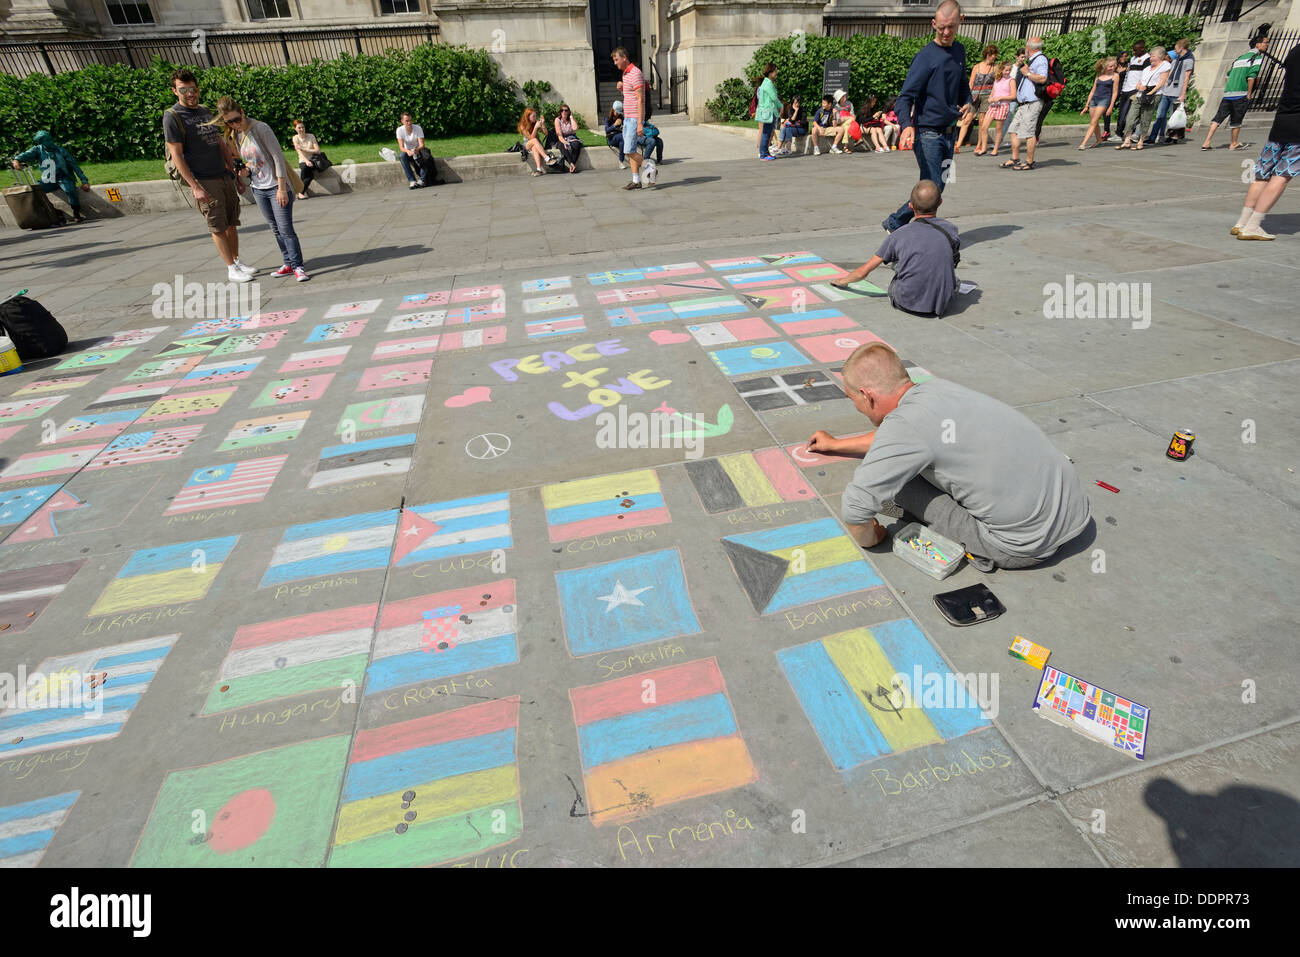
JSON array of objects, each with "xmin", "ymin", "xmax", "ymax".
[{"xmin": 1201, "ymin": 34, "xmax": 1269, "ymax": 151}]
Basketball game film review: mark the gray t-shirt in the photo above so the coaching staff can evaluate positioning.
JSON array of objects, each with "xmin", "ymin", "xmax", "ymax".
[
  {"xmin": 1164, "ymin": 52, "xmax": 1194, "ymax": 98},
  {"xmin": 841, "ymin": 379, "xmax": 1091, "ymax": 558},
  {"xmin": 874, "ymin": 217, "xmax": 958, "ymax": 317},
  {"xmin": 163, "ymin": 104, "xmax": 227, "ymax": 181}
]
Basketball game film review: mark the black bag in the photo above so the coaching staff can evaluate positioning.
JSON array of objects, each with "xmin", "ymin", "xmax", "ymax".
[
  {"xmin": 411, "ymin": 146, "xmax": 442, "ymax": 185},
  {"xmin": 0, "ymin": 295, "xmax": 69, "ymax": 359},
  {"xmin": 933, "ymin": 583, "xmax": 1006, "ymax": 627},
  {"xmin": 310, "ymin": 152, "xmax": 333, "ymax": 172}
]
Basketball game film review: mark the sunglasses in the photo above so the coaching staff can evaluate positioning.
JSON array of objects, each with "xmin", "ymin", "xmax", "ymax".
[
  {"xmin": 176, "ymin": 86, "xmax": 198, "ymax": 94},
  {"xmin": 224, "ymin": 114, "xmax": 244, "ymax": 125}
]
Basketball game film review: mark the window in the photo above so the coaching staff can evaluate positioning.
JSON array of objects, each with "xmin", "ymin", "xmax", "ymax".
[
  {"xmin": 380, "ymin": 0, "xmax": 420, "ymax": 14},
  {"xmin": 248, "ymin": 0, "xmax": 293, "ymax": 19},
  {"xmin": 106, "ymin": 1, "xmax": 154, "ymax": 24}
]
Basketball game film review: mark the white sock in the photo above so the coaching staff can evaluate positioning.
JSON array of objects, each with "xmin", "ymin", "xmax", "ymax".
[
  {"xmin": 632, "ymin": 174, "xmax": 640, "ymax": 184},
  {"xmin": 1245, "ymin": 210, "xmax": 1266, "ymax": 232},
  {"xmin": 1235, "ymin": 206, "xmax": 1253, "ymax": 227}
]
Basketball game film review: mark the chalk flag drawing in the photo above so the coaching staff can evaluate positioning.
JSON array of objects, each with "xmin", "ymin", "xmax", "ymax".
[
  {"xmin": 398, "ymin": 291, "xmax": 451, "ymax": 309},
  {"xmin": 450, "ymin": 284, "xmax": 502, "ymax": 303},
  {"xmin": 178, "ymin": 318, "xmax": 245, "ymax": 337},
  {"xmin": 0, "ymin": 559, "xmax": 85, "ymax": 633},
  {"xmin": 243, "ymin": 308, "xmax": 307, "ymax": 328},
  {"xmin": 357, "ymin": 361, "xmax": 432, "ymax": 392},
  {"xmin": 280, "ymin": 346, "xmax": 350, "ymax": 373},
  {"xmin": 522, "ymin": 276, "xmax": 571, "ymax": 292},
  {"xmin": 734, "ymin": 371, "xmax": 846, "ymax": 412},
  {"xmin": 154, "ymin": 336, "xmax": 227, "ymax": 358},
  {"xmin": 92, "ymin": 326, "xmax": 168, "ymax": 349},
  {"xmin": 131, "ymin": 735, "xmax": 350, "ymax": 866},
  {"xmin": 0, "ymin": 395, "xmax": 66, "ymax": 422},
  {"xmin": 668, "ymin": 296, "xmax": 748, "ymax": 321},
  {"xmin": 211, "ymin": 331, "xmax": 285, "ymax": 356},
  {"xmin": 0, "ymin": 792, "xmax": 80, "ymax": 867},
  {"xmin": 175, "ymin": 357, "xmax": 263, "ymax": 387},
  {"xmin": 721, "ymin": 518, "xmax": 883, "ymax": 615},
  {"xmin": 165, "ymin": 456, "xmax": 287, "ymax": 515},
  {"xmin": 12, "ymin": 476, "xmax": 158, "ymax": 541},
  {"xmin": 777, "ymin": 620, "xmax": 991, "ymax": 769},
  {"xmin": 784, "ymin": 433, "xmax": 873, "ymax": 468},
  {"xmin": 324, "ymin": 300, "xmax": 382, "ymax": 319},
  {"xmin": 709, "ymin": 342, "xmax": 811, "ymax": 377},
  {"xmin": 261, "ymin": 510, "xmax": 398, "ymax": 587},
  {"xmin": 763, "ymin": 251, "xmax": 823, "ymax": 266},
  {"xmin": 556, "ymin": 549, "xmax": 700, "ymax": 657},
  {"xmin": 126, "ymin": 355, "xmax": 202, "ymax": 380},
  {"xmin": 724, "ymin": 269, "xmax": 794, "ymax": 288},
  {"xmin": 685, "ymin": 317, "xmax": 778, "ymax": 347},
  {"xmin": 310, "ymin": 433, "xmax": 416, "ymax": 488},
  {"xmin": 371, "ymin": 336, "xmax": 440, "ymax": 361},
  {"xmin": 12, "ymin": 375, "xmax": 97, "ymax": 396},
  {"xmin": 796, "ymin": 330, "xmax": 887, "ymax": 364},
  {"xmin": 588, "ymin": 263, "xmax": 702, "ymax": 285},
  {"xmin": 306, "ymin": 320, "xmax": 368, "ymax": 343},
  {"xmin": 0, "ymin": 444, "xmax": 107, "ymax": 480},
  {"xmin": 250, "ymin": 374, "xmax": 334, "ymax": 407},
  {"xmin": 203, "ymin": 603, "xmax": 378, "ymax": 713},
  {"xmin": 782, "ymin": 262, "xmax": 849, "ymax": 282},
  {"xmin": 0, "ymin": 484, "xmax": 63, "ymax": 527},
  {"xmin": 0, "ymin": 425, "xmax": 21, "ymax": 445},
  {"xmin": 769, "ymin": 308, "xmax": 858, "ymax": 336},
  {"xmin": 436, "ymin": 326, "xmax": 506, "ymax": 351},
  {"xmin": 606, "ymin": 303, "xmax": 674, "ymax": 327},
  {"xmin": 0, "ymin": 635, "xmax": 179, "ymax": 759},
  {"xmin": 52, "ymin": 348, "xmax": 135, "ymax": 370},
  {"xmin": 522, "ymin": 293, "xmax": 579, "ymax": 314},
  {"xmin": 365, "ymin": 581, "xmax": 518, "ymax": 697},
  {"xmin": 738, "ymin": 287, "xmax": 824, "ymax": 312},
  {"xmin": 526, "ymin": 316, "xmax": 585, "ymax": 339},
  {"xmin": 88, "ymin": 537, "xmax": 236, "ymax": 616},
  {"xmin": 329, "ymin": 697, "xmax": 522, "ymax": 868},
  {"xmin": 596, "ymin": 278, "xmax": 725, "ymax": 305},
  {"xmin": 47, "ymin": 409, "xmax": 144, "ymax": 444},
  {"xmin": 685, "ymin": 449, "xmax": 814, "ymax": 514},
  {"xmin": 385, "ymin": 312, "xmax": 446, "ymax": 333},
  {"xmin": 220, "ymin": 412, "xmax": 309, "ymax": 451},
  {"xmin": 904, "ymin": 360, "xmax": 934, "ymax": 384},
  {"xmin": 138, "ymin": 388, "xmax": 236, "ymax": 423},
  {"xmin": 84, "ymin": 425, "xmax": 203, "ymax": 469},
  {"xmin": 88, "ymin": 538, "xmax": 236, "ymax": 613},
  {"xmin": 85, "ymin": 382, "xmax": 176, "ymax": 410},
  {"xmin": 541, "ymin": 469, "xmax": 671, "ymax": 543},
  {"xmin": 706, "ymin": 256, "xmax": 765, "ymax": 272},
  {"xmin": 337, "ymin": 395, "xmax": 424, "ymax": 435},
  {"xmin": 569, "ymin": 657, "xmax": 757, "ymax": 827},
  {"xmin": 181, "ymin": 308, "xmax": 302, "ymax": 337},
  {"xmin": 392, "ymin": 494, "xmax": 511, "ymax": 566}
]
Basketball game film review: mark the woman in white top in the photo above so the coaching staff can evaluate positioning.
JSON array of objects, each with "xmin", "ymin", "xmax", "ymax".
[
  {"xmin": 1118, "ymin": 47, "xmax": 1171, "ymax": 150},
  {"xmin": 218, "ymin": 96, "xmax": 309, "ymax": 281},
  {"xmin": 553, "ymin": 104, "xmax": 583, "ymax": 173},
  {"xmin": 291, "ymin": 118, "xmax": 321, "ymax": 199}
]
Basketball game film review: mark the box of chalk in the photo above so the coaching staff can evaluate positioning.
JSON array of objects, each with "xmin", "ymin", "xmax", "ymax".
[{"xmin": 891, "ymin": 522, "xmax": 965, "ymax": 580}]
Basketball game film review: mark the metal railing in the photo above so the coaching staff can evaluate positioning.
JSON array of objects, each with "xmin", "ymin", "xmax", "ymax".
[
  {"xmin": 1251, "ymin": 30, "xmax": 1297, "ymax": 113},
  {"xmin": 0, "ymin": 23, "xmax": 440, "ymax": 77}
]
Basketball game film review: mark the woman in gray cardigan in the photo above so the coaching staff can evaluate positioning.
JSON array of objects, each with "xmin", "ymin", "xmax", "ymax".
[{"xmin": 218, "ymin": 97, "xmax": 310, "ymax": 281}]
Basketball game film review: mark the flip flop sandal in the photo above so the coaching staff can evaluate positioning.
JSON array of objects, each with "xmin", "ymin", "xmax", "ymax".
[
  {"xmin": 999, "ymin": 159, "xmax": 1017, "ymax": 168},
  {"xmin": 1013, "ymin": 161, "xmax": 1035, "ymax": 170}
]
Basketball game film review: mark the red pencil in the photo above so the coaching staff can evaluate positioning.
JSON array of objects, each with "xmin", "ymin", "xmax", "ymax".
[{"xmin": 1096, "ymin": 481, "xmax": 1119, "ymax": 493}]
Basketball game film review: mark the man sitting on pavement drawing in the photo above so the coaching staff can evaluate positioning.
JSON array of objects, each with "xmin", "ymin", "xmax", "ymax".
[{"xmin": 808, "ymin": 343, "xmax": 1091, "ymax": 570}]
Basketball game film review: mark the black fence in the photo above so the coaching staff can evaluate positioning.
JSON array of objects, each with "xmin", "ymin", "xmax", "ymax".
[
  {"xmin": 0, "ymin": 24, "xmax": 441, "ymax": 77},
  {"xmin": 1252, "ymin": 30, "xmax": 1298, "ymax": 113}
]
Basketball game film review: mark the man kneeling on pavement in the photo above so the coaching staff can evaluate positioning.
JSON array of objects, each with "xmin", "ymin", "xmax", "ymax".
[{"xmin": 809, "ymin": 343, "xmax": 1092, "ymax": 570}]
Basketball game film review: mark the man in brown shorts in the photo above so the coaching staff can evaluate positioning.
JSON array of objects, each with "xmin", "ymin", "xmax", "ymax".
[{"xmin": 163, "ymin": 70, "xmax": 254, "ymax": 282}]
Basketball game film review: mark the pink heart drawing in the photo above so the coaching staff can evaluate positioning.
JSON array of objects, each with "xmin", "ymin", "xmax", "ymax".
[
  {"xmin": 649, "ymin": 329, "xmax": 691, "ymax": 345},
  {"xmin": 444, "ymin": 386, "xmax": 492, "ymax": 408}
]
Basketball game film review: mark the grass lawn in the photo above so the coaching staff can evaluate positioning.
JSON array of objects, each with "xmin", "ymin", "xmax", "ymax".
[{"xmin": 78, "ymin": 130, "xmax": 607, "ymax": 185}]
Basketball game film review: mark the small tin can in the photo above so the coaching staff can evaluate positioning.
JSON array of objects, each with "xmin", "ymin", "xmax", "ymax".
[{"xmin": 1166, "ymin": 429, "xmax": 1195, "ymax": 460}]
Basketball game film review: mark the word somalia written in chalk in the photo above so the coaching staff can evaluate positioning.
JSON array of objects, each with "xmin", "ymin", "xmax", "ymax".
[
  {"xmin": 1, "ymin": 745, "xmax": 92, "ymax": 781},
  {"xmin": 888, "ymin": 666, "xmax": 1001, "ymax": 720},
  {"xmin": 152, "ymin": 273, "xmax": 259, "ymax": 321},
  {"xmin": 871, "ymin": 746, "xmax": 1014, "ymax": 797},
  {"xmin": 50, "ymin": 887, "xmax": 150, "ymax": 938},
  {"xmin": 488, "ymin": 339, "xmax": 672, "ymax": 421},
  {"xmin": 1042, "ymin": 276, "xmax": 1151, "ymax": 330},
  {"xmin": 617, "ymin": 808, "xmax": 757, "ymax": 861},
  {"xmin": 596, "ymin": 642, "xmax": 686, "ymax": 679}
]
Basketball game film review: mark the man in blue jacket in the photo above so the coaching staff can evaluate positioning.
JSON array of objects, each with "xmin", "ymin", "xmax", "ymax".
[
  {"xmin": 883, "ymin": 0, "xmax": 972, "ymax": 233},
  {"xmin": 10, "ymin": 130, "xmax": 91, "ymax": 223}
]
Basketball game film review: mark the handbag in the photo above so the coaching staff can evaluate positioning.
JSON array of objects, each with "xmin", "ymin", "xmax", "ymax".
[{"xmin": 311, "ymin": 152, "xmax": 332, "ymax": 171}]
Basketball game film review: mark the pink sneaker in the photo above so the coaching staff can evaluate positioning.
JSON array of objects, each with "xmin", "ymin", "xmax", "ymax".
[
  {"xmin": 271, "ymin": 265, "xmax": 293, "ymax": 278},
  {"xmin": 294, "ymin": 267, "xmax": 310, "ymax": 282}
]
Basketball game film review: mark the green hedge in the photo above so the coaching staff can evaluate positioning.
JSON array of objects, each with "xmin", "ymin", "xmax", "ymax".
[
  {"xmin": 0, "ymin": 44, "xmax": 528, "ymax": 163},
  {"xmin": 707, "ymin": 11, "xmax": 1202, "ymax": 121}
]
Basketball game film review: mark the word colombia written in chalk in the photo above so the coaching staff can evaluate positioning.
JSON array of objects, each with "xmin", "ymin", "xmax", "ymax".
[{"xmin": 50, "ymin": 887, "xmax": 151, "ymax": 937}]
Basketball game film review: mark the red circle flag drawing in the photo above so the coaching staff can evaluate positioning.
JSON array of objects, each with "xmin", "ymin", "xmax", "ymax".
[{"xmin": 209, "ymin": 788, "xmax": 277, "ymax": 854}]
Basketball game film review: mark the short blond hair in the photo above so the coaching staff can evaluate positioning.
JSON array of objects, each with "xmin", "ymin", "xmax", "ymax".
[{"xmin": 843, "ymin": 343, "xmax": 911, "ymax": 393}]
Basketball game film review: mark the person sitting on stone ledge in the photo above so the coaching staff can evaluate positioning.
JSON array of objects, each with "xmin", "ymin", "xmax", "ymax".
[{"xmin": 807, "ymin": 342, "xmax": 1091, "ymax": 570}]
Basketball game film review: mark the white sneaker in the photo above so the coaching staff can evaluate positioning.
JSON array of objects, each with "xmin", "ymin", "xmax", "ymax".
[
  {"xmin": 233, "ymin": 259, "xmax": 255, "ymax": 276},
  {"xmin": 829, "ymin": 145, "xmax": 842, "ymax": 154},
  {"xmin": 1237, "ymin": 226, "xmax": 1275, "ymax": 241},
  {"xmin": 813, "ymin": 146, "xmax": 821, "ymax": 155},
  {"xmin": 408, "ymin": 181, "xmax": 418, "ymax": 189},
  {"xmin": 227, "ymin": 265, "xmax": 252, "ymax": 283},
  {"xmin": 644, "ymin": 162, "xmax": 657, "ymax": 187},
  {"xmin": 294, "ymin": 266, "xmax": 311, "ymax": 281},
  {"xmin": 619, "ymin": 160, "xmax": 627, "ymax": 170}
]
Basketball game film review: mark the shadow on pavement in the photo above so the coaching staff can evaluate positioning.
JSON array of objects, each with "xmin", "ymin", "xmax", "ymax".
[
  {"xmin": 960, "ymin": 224, "xmax": 1022, "ymax": 247},
  {"xmin": 1144, "ymin": 778, "xmax": 1300, "ymax": 866},
  {"xmin": 651, "ymin": 176, "xmax": 723, "ymax": 190}
]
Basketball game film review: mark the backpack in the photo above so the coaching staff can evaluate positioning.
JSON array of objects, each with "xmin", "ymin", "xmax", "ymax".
[
  {"xmin": 0, "ymin": 295, "xmax": 68, "ymax": 359},
  {"xmin": 748, "ymin": 90, "xmax": 758, "ymax": 119},
  {"xmin": 641, "ymin": 122, "xmax": 659, "ymax": 140},
  {"xmin": 1037, "ymin": 57, "xmax": 1067, "ymax": 101}
]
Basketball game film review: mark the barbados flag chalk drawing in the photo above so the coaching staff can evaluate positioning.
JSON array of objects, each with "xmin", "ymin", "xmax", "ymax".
[
  {"xmin": 721, "ymin": 518, "xmax": 882, "ymax": 615},
  {"xmin": 776, "ymin": 620, "xmax": 991, "ymax": 769},
  {"xmin": 570, "ymin": 657, "xmax": 757, "ymax": 827},
  {"xmin": 329, "ymin": 697, "xmax": 522, "ymax": 867},
  {"xmin": 261, "ymin": 510, "xmax": 398, "ymax": 588},
  {"xmin": 541, "ymin": 469, "xmax": 670, "ymax": 542},
  {"xmin": 89, "ymin": 538, "xmax": 237, "ymax": 617},
  {"xmin": 132, "ymin": 735, "xmax": 351, "ymax": 867},
  {"xmin": 364, "ymin": 581, "xmax": 518, "ymax": 699},
  {"xmin": 203, "ymin": 603, "xmax": 378, "ymax": 713}
]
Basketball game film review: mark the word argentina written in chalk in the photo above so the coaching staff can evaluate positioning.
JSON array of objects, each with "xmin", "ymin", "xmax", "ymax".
[{"xmin": 487, "ymin": 339, "xmax": 671, "ymax": 421}]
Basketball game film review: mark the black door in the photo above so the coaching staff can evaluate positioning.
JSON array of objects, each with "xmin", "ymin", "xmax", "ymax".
[{"xmin": 591, "ymin": 0, "xmax": 641, "ymax": 83}]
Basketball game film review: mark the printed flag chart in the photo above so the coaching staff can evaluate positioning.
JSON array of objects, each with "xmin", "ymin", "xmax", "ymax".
[
  {"xmin": 569, "ymin": 658, "xmax": 757, "ymax": 827},
  {"xmin": 329, "ymin": 697, "xmax": 523, "ymax": 867}
]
